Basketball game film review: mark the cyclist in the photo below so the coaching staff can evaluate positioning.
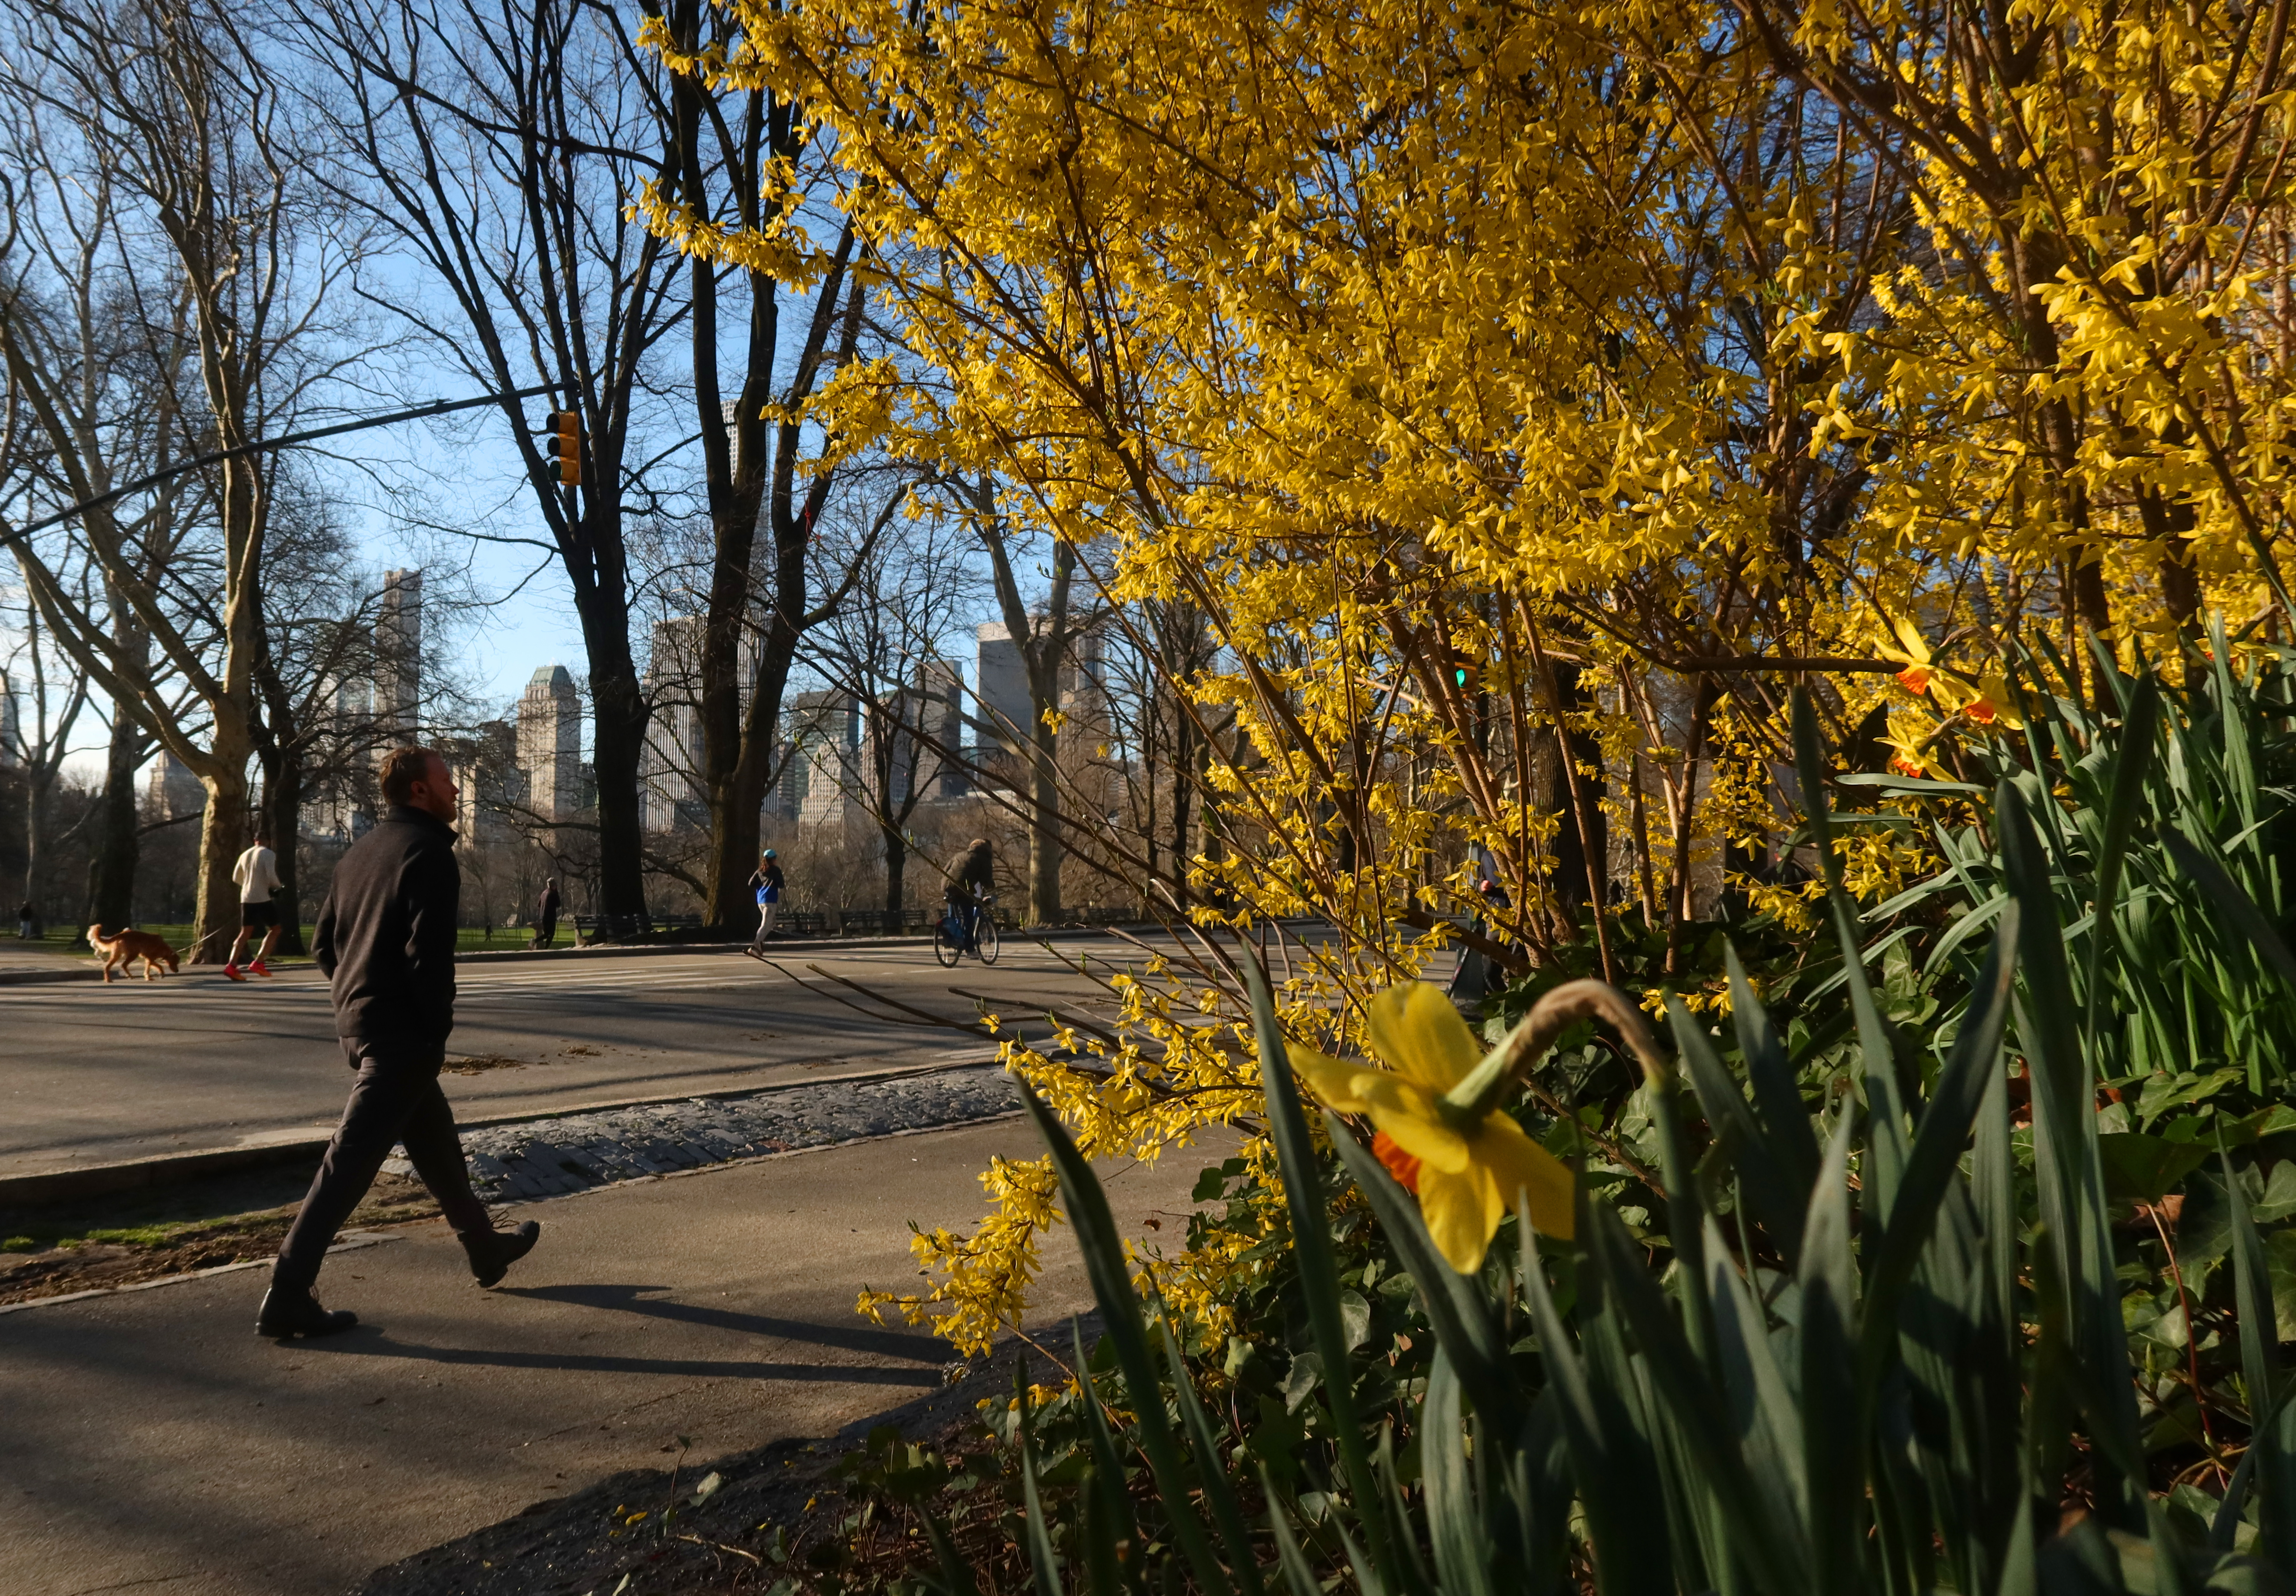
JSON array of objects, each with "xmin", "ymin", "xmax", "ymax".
[{"xmin": 943, "ymin": 837, "xmax": 995, "ymax": 951}]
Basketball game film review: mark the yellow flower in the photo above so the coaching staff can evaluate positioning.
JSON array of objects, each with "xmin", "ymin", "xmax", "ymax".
[{"xmin": 1291, "ymin": 982, "xmax": 1575, "ymax": 1272}]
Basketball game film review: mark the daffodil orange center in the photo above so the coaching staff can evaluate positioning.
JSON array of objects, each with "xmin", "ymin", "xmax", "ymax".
[{"xmin": 1372, "ymin": 1131, "xmax": 1421, "ymax": 1194}]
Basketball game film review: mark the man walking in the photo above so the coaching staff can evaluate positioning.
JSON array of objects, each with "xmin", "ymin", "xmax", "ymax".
[
  {"xmin": 225, "ymin": 829, "xmax": 285, "ymax": 979},
  {"xmin": 746, "ymin": 849, "xmax": 784, "ymax": 955},
  {"xmin": 533, "ymin": 877, "xmax": 562, "ymax": 949},
  {"xmin": 257, "ymin": 745, "xmax": 540, "ymax": 1339}
]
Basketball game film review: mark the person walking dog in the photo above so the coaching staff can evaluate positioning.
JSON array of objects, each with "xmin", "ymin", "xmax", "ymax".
[
  {"xmin": 225, "ymin": 830, "xmax": 285, "ymax": 980},
  {"xmin": 746, "ymin": 849, "xmax": 784, "ymax": 955},
  {"xmin": 256, "ymin": 746, "xmax": 539, "ymax": 1339}
]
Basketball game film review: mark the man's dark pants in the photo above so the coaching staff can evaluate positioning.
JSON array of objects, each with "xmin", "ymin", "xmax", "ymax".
[{"xmin": 274, "ymin": 1040, "xmax": 492, "ymax": 1288}]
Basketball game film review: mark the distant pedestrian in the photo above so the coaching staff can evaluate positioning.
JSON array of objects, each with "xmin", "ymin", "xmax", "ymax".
[
  {"xmin": 257, "ymin": 745, "xmax": 538, "ymax": 1339},
  {"xmin": 17, "ymin": 901, "xmax": 34, "ymax": 941},
  {"xmin": 533, "ymin": 877, "xmax": 561, "ymax": 949},
  {"xmin": 225, "ymin": 830, "xmax": 285, "ymax": 980},
  {"xmin": 943, "ymin": 837, "xmax": 995, "ymax": 950},
  {"xmin": 746, "ymin": 850, "xmax": 785, "ymax": 954}
]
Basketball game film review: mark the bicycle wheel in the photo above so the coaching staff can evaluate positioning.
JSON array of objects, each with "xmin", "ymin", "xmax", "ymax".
[
  {"xmin": 932, "ymin": 920, "xmax": 962, "ymax": 968},
  {"xmin": 976, "ymin": 918, "xmax": 1001, "ymax": 965}
]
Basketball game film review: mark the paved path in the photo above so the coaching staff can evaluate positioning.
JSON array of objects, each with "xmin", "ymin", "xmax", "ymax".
[
  {"xmin": 0, "ymin": 1118, "xmax": 1218, "ymax": 1596},
  {"xmin": 0, "ymin": 942, "xmax": 1152, "ymax": 1178}
]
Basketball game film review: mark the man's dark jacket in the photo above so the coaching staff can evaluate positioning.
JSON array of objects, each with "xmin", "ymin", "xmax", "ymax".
[{"xmin": 312, "ymin": 805, "xmax": 459, "ymax": 1051}]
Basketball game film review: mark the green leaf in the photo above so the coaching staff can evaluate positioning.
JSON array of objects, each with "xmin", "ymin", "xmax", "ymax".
[
  {"xmin": 1726, "ymin": 944, "xmax": 1821, "ymax": 1197},
  {"xmin": 1583, "ymin": 1200, "xmax": 1808, "ymax": 1591},
  {"xmin": 2165, "ymin": 830, "xmax": 2296, "ymax": 990},
  {"xmin": 1016, "ymin": 1085, "xmax": 1236, "ymax": 1596},
  {"xmin": 1672, "ymin": 992, "xmax": 1806, "ymax": 1265},
  {"xmin": 2224, "ymin": 1145, "xmax": 2296, "ymax": 1561},
  {"xmin": 1242, "ymin": 947, "xmax": 1394, "ymax": 1570},
  {"xmin": 1423, "ymin": 1349, "xmax": 1495, "ymax": 1596},
  {"xmin": 1015, "ymin": 1364, "xmax": 1062, "ymax": 1596},
  {"xmin": 1517, "ymin": 1195, "xmax": 1673, "ymax": 1596},
  {"xmin": 1801, "ymin": 1103, "xmax": 1863, "ymax": 1596},
  {"xmin": 2096, "ymin": 1134, "xmax": 2213, "ymax": 1206},
  {"xmin": 1703, "ymin": 1214, "xmax": 1807, "ymax": 1539}
]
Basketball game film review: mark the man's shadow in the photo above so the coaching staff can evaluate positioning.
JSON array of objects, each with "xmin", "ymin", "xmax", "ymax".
[{"xmin": 294, "ymin": 1283, "xmax": 945, "ymax": 1384}]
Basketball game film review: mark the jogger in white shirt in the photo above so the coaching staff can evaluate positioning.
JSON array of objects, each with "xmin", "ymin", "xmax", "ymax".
[{"xmin": 227, "ymin": 832, "xmax": 285, "ymax": 980}]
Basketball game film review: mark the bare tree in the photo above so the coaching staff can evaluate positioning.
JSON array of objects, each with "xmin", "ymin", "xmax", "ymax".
[
  {"xmin": 642, "ymin": 0, "xmax": 879, "ymax": 936},
  {"xmin": 298, "ymin": 0, "xmax": 691, "ymax": 937},
  {"xmin": 802, "ymin": 489, "xmax": 973, "ymax": 913},
  {"xmin": 0, "ymin": 586, "xmax": 92, "ymax": 920},
  {"xmin": 937, "ymin": 473, "xmax": 1095, "ymax": 926},
  {"xmin": 0, "ymin": 0, "xmax": 357, "ymax": 959}
]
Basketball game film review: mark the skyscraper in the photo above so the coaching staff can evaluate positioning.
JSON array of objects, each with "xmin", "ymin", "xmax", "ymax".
[
  {"xmin": 375, "ymin": 568, "xmax": 423, "ymax": 739},
  {"xmin": 640, "ymin": 616, "xmax": 703, "ymax": 833},
  {"xmin": 517, "ymin": 665, "xmax": 582, "ymax": 822}
]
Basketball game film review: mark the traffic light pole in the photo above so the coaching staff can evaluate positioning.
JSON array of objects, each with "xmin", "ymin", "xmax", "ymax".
[{"xmin": 0, "ymin": 381, "xmax": 558, "ymax": 549}]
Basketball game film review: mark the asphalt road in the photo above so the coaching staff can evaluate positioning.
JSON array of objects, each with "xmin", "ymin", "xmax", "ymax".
[{"xmin": 0, "ymin": 941, "xmax": 1146, "ymax": 1178}]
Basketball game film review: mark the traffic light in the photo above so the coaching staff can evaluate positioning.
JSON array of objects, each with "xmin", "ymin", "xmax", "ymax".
[
  {"xmin": 537, "ymin": 410, "xmax": 580, "ymax": 486},
  {"xmin": 1447, "ymin": 647, "xmax": 1481, "ymax": 698}
]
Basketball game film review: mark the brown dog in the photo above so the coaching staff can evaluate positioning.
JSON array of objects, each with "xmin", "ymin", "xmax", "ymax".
[{"xmin": 85, "ymin": 925, "xmax": 180, "ymax": 983}]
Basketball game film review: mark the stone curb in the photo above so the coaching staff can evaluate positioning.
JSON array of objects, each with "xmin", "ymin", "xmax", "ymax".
[{"xmin": 0, "ymin": 1049, "xmax": 1004, "ymax": 1210}]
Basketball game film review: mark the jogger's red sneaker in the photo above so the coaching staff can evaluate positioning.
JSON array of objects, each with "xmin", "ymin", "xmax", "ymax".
[
  {"xmin": 224, "ymin": 964, "xmax": 245, "ymax": 982},
  {"xmin": 250, "ymin": 961, "xmax": 273, "ymax": 978}
]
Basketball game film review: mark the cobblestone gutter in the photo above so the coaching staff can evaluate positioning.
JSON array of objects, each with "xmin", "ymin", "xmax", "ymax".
[{"xmin": 388, "ymin": 1066, "xmax": 1021, "ymax": 1203}]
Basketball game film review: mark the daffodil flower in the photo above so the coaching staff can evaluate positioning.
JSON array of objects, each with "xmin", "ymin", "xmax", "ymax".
[
  {"xmin": 1962, "ymin": 673, "xmax": 2026, "ymax": 729},
  {"xmin": 1875, "ymin": 615, "xmax": 2022, "ymax": 729},
  {"xmin": 1882, "ymin": 710, "xmax": 1949, "ymax": 779},
  {"xmin": 1290, "ymin": 982, "xmax": 1575, "ymax": 1272}
]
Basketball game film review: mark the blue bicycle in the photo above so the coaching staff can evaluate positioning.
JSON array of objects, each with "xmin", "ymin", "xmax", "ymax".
[{"xmin": 933, "ymin": 894, "xmax": 1000, "ymax": 966}]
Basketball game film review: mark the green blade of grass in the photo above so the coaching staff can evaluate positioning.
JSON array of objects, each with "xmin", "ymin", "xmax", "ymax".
[
  {"xmin": 1673, "ymin": 991, "xmax": 1806, "ymax": 1265},
  {"xmin": 1422, "ymin": 1348, "xmax": 1496, "ymax": 1596},
  {"xmin": 1858, "ymin": 904, "xmax": 2019, "ymax": 1387},
  {"xmin": 1016, "ymin": 1362, "xmax": 1063, "ymax": 1596},
  {"xmin": 1801, "ymin": 1101, "xmax": 1863, "ymax": 1596},
  {"xmin": 1517, "ymin": 1195, "xmax": 1674, "ymax": 1596},
  {"xmin": 1158, "ymin": 1307, "xmax": 1264, "ymax": 1589},
  {"xmin": 2224, "ymin": 1145, "xmax": 2296, "ymax": 1560},
  {"xmin": 1725, "ymin": 944, "xmax": 1822, "ymax": 1198},
  {"xmin": 1240, "ymin": 946, "xmax": 1394, "ymax": 1569},
  {"xmin": 1017, "ymin": 1084, "xmax": 1238, "ymax": 1596},
  {"xmin": 1704, "ymin": 1213, "xmax": 1808, "ymax": 1540}
]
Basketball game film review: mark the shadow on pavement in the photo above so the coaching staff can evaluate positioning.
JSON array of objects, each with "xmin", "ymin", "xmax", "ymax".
[
  {"xmin": 498, "ymin": 1280, "xmax": 945, "ymax": 1361},
  {"xmin": 299, "ymin": 1326, "xmax": 944, "ymax": 1385}
]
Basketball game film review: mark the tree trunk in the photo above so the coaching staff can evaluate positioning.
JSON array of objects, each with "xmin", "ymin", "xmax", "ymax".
[
  {"xmin": 1547, "ymin": 662, "xmax": 1607, "ymax": 914},
  {"xmin": 267, "ymin": 745, "xmax": 305, "ymax": 956},
  {"xmin": 585, "ymin": 608, "xmax": 651, "ymax": 937},
  {"xmin": 885, "ymin": 827, "xmax": 907, "ymax": 914},
  {"xmin": 1027, "ymin": 707, "xmax": 1063, "ymax": 925},
  {"xmin": 191, "ymin": 750, "xmax": 250, "ymax": 963},
  {"xmin": 87, "ymin": 713, "xmax": 141, "ymax": 931}
]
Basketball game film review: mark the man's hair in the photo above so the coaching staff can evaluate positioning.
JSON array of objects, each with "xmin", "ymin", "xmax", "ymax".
[
  {"xmin": 253, "ymin": 830, "xmax": 271, "ymax": 846},
  {"xmin": 378, "ymin": 746, "xmax": 441, "ymax": 805},
  {"xmin": 969, "ymin": 838, "xmax": 990, "ymax": 851}
]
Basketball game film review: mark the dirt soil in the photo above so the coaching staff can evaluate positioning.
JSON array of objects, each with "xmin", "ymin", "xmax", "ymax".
[{"xmin": 0, "ymin": 1171, "xmax": 441, "ymax": 1305}]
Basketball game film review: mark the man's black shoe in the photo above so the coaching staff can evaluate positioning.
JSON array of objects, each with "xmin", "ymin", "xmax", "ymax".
[
  {"xmin": 465, "ymin": 1220, "xmax": 541, "ymax": 1288},
  {"xmin": 256, "ymin": 1285, "xmax": 358, "ymax": 1339}
]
